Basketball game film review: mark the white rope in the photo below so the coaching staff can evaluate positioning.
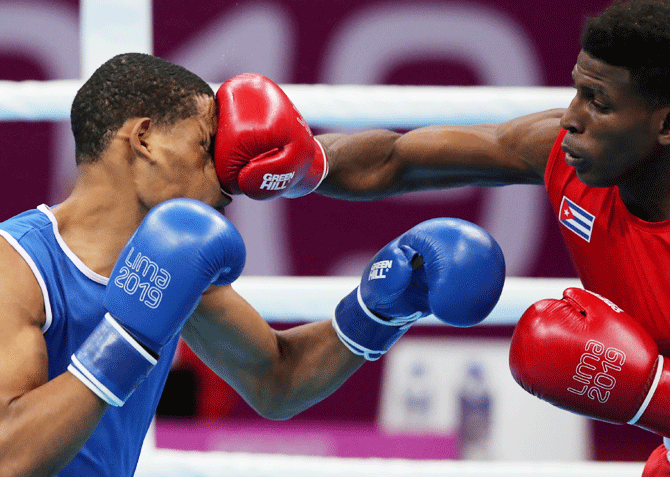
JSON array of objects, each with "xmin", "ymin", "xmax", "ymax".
[
  {"xmin": 0, "ymin": 80, "xmax": 573, "ymax": 127},
  {"xmin": 0, "ymin": 78, "xmax": 581, "ymax": 326},
  {"xmin": 135, "ymin": 449, "xmax": 644, "ymax": 477},
  {"xmin": 232, "ymin": 276, "xmax": 580, "ymax": 326}
]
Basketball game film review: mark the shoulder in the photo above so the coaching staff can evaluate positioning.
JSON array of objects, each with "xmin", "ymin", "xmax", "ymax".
[
  {"xmin": 0, "ymin": 235, "xmax": 49, "ymax": 420},
  {"xmin": 0, "ymin": 235, "xmax": 46, "ymax": 329},
  {"xmin": 497, "ymin": 109, "xmax": 564, "ymax": 177}
]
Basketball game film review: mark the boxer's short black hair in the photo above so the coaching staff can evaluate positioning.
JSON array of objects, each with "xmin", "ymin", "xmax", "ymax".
[
  {"xmin": 581, "ymin": 0, "xmax": 670, "ymax": 107},
  {"xmin": 71, "ymin": 53, "xmax": 214, "ymax": 164}
]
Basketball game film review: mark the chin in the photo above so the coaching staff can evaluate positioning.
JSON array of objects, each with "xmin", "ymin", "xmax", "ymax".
[{"xmin": 575, "ymin": 172, "xmax": 615, "ymax": 189}]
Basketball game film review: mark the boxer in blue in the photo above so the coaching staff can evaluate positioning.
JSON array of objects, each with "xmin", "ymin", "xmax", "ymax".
[{"xmin": 0, "ymin": 53, "xmax": 504, "ymax": 476}]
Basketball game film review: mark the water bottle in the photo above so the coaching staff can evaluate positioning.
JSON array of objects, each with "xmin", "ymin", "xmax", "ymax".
[{"xmin": 457, "ymin": 362, "xmax": 492, "ymax": 459}]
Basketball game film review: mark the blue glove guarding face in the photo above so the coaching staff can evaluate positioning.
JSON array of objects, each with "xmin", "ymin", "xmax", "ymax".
[
  {"xmin": 103, "ymin": 198, "xmax": 246, "ymax": 353},
  {"xmin": 69, "ymin": 198, "xmax": 246, "ymax": 406}
]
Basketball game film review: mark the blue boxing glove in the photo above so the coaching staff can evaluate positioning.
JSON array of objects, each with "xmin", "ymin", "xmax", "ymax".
[
  {"xmin": 333, "ymin": 218, "xmax": 505, "ymax": 360},
  {"xmin": 68, "ymin": 198, "xmax": 246, "ymax": 406}
]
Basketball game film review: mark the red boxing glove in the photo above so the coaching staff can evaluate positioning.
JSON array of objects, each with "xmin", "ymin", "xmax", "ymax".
[
  {"xmin": 215, "ymin": 73, "xmax": 328, "ymax": 200},
  {"xmin": 509, "ymin": 287, "xmax": 670, "ymax": 437},
  {"xmin": 642, "ymin": 442, "xmax": 670, "ymax": 477}
]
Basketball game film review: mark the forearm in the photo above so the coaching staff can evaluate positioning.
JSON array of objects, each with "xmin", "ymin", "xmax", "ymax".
[
  {"xmin": 0, "ymin": 373, "xmax": 107, "ymax": 477},
  {"xmin": 316, "ymin": 130, "xmax": 404, "ymax": 200}
]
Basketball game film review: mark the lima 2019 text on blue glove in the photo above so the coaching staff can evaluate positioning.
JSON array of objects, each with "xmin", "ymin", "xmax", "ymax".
[{"xmin": 69, "ymin": 198, "xmax": 246, "ymax": 406}]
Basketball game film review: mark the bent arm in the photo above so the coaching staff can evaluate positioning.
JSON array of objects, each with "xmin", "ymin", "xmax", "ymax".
[
  {"xmin": 182, "ymin": 285, "xmax": 364, "ymax": 421},
  {"xmin": 0, "ymin": 239, "xmax": 108, "ymax": 477},
  {"xmin": 317, "ymin": 109, "xmax": 564, "ymax": 200}
]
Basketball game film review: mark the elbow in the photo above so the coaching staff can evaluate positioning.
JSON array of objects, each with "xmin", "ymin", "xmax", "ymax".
[
  {"xmin": 239, "ymin": 333, "xmax": 320, "ymax": 421},
  {"xmin": 256, "ymin": 407, "xmax": 298, "ymax": 422},
  {"xmin": 242, "ymin": 373, "xmax": 306, "ymax": 421},
  {"xmin": 249, "ymin": 392, "xmax": 303, "ymax": 421}
]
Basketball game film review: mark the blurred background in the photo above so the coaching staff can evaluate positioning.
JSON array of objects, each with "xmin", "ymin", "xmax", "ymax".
[{"xmin": 0, "ymin": 0, "xmax": 657, "ymax": 465}]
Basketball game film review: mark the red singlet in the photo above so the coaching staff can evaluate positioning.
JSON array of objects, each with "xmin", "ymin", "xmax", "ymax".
[{"xmin": 545, "ymin": 129, "xmax": 670, "ymax": 354}]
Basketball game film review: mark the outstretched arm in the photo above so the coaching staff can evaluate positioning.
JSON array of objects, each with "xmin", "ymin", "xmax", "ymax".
[
  {"xmin": 316, "ymin": 109, "xmax": 565, "ymax": 200},
  {"xmin": 184, "ymin": 216, "xmax": 505, "ymax": 420}
]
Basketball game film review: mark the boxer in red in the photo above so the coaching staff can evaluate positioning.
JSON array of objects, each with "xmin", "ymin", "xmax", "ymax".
[{"xmin": 213, "ymin": 1, "xmax": 670, "ymax": 473}]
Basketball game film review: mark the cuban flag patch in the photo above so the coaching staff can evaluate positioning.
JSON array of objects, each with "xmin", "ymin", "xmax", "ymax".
[{"xmin": 559, "ymin": 196, "xmax": 595, "ymax": 242}]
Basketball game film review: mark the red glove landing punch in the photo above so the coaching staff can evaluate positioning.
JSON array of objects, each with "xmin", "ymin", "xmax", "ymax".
[{"xmin": 215, "ymin": 73, "xmax": 327, "ymax": 200}]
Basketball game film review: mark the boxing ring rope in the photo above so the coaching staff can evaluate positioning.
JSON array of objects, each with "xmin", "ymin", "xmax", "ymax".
[
  {"xmin": 0, "ymin": 79, "xmax": 575, "ymax": 127},
  {"xmin": 230, "ymin": 276, "xmax": 583, "ymax": 326},
  {"xmin": 0, "ymin": 81, "xmax": 646, "ymax": 476},
  {"xmin": 134, "ymin": 450, "xmax": 644, "ymax": 477}
]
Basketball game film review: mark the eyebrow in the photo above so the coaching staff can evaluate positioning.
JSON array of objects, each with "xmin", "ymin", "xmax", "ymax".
[{"xmin": 571, "ymin": 69, "xmax": 611, "ymax": 99}]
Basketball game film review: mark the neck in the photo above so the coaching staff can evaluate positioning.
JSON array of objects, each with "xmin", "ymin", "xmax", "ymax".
[
  {"xmin": 618, "ymin": 148, "xmax": 670, "ymax": 222},
  {"xmin": 52, "ymin": 162, "xmax": 145, "ymax": 277}
]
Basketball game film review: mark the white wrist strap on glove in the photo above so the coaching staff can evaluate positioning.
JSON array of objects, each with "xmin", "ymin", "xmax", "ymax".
[{"xmin": 332, "ymin": 287, "xmax": 421, "ymax": 361}]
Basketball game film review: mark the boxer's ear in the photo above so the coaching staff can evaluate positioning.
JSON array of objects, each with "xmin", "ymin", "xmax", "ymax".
[{"xmin": 128, "ymin": 118, "xmax": 153, "ymax": 160}]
